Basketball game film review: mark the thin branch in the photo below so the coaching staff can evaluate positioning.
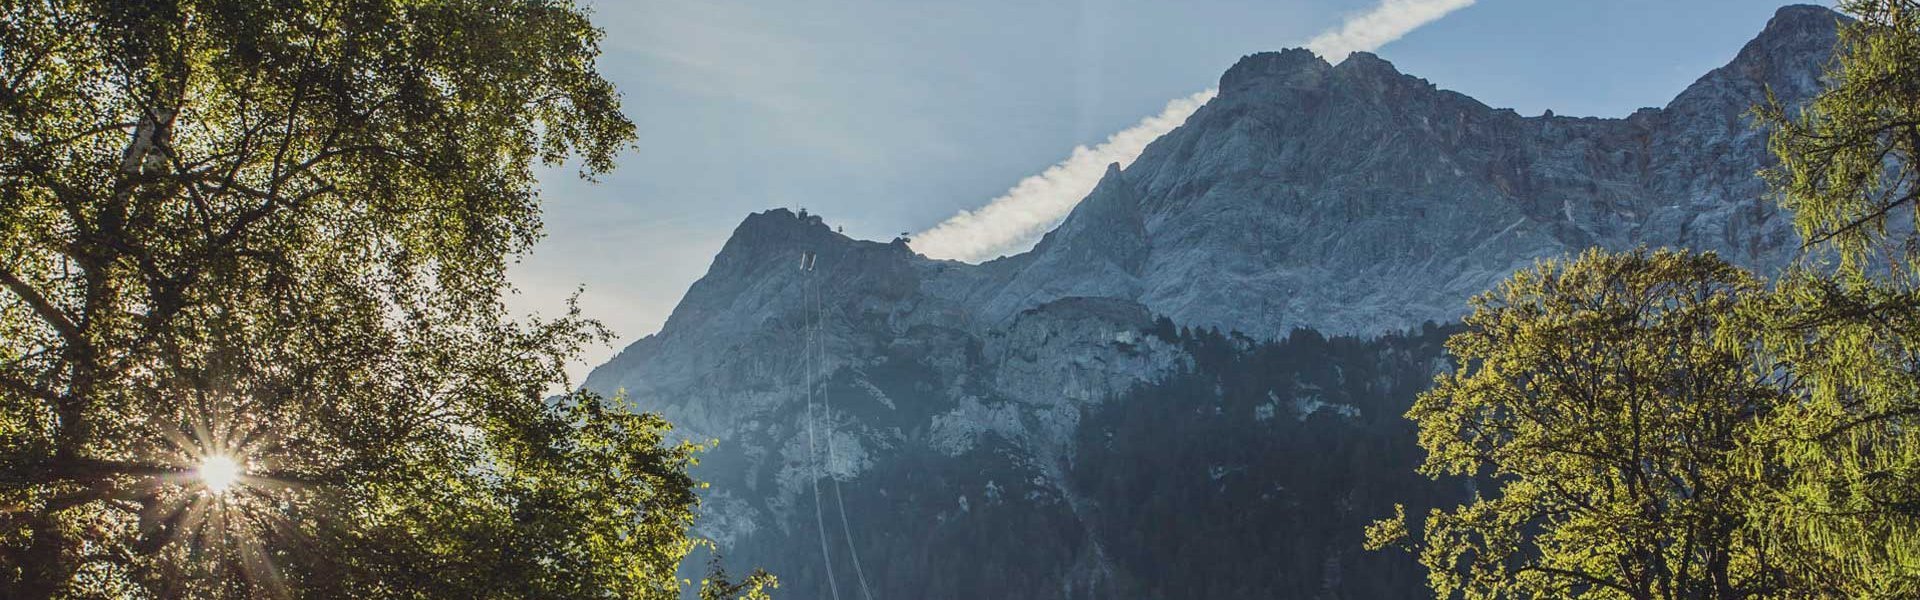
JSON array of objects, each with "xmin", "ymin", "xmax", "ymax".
[
  {"xmin": 1801, "ymin": 180, "xmax": 1920, "ymax": 249},
  {"xmin": 0, "ymin": 266, "xmax": 81, "ymax": 343}
]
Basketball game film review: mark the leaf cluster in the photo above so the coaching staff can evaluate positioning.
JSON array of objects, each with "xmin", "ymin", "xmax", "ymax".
[
  {"xmin": 0, "ymin": 0, "xmax": 751, "ymax": 597},
  {"xmin": 1381, "ymin": 3, "xmax": 1920, "ymax": 597}
]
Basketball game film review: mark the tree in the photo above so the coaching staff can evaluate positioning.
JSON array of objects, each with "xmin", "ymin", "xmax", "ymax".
[
  {"xmin": 1375, "ymin": 4, "xmax": 1920, "ymax": 598},
  {"xmin": 0, "ymin": 0, "xmax": 767, "ymax": 597},
  {"xmin": 1374, "ymin": 3, "xmax": 1920, "ymax": 596},
  {"xmin": 1367, "ymin": 249, "xmax": 1788, "ymax": 599},
  {"xmin": 1745, "ymin": 0, "xmax": 1920, "ymax": 593},
  {"xmin": 1761, "ymin": 0, "xmax": 1920, "ymax": 276}
]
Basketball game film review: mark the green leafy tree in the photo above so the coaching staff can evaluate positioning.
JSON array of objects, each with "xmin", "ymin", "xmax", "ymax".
[
  {"xmin": 0, "ymin": 0, "xmax": 768, "ymax": 597},
  {"xmin": 1367, "ymin": 249, "xmax": 1788, "ymax": 599},
  {"xmin": 1746, "ymin": 0, "xmax": 1920, "ymax": 593},
  {"xmin": 1761, "ymin": 0, "xmax": 1920, "ymax": 276},
  {"xmin": 1377, "ymin": 3, "xmax": 1920, "ymax": 598}
]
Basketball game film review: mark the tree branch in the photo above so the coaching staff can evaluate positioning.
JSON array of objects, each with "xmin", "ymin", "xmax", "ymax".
[{"xmin": 0, "ymin": 266, "xmax": 81, "ymax": 344}]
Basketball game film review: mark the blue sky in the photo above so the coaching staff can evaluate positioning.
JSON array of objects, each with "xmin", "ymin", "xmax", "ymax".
[{"xmin": 512, "ymin": 0, "xmax": 1832, "ymax": 371}]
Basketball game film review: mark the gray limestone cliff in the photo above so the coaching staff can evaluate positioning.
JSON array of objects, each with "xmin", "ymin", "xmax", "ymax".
[
  {"xmin": 986, "ymin": 4, "xmax": 1839, "ymax": 336},
  {"xmin": 580, "ymin": 6, "xmax": 1847, "ymax": 598}
]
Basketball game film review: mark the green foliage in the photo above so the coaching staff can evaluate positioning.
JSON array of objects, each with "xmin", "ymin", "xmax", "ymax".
[
  {"xmin": 1384, "ymin": 4, "xmax": 1920, "ymax": 597},
  {"xmin": 1380, "ymin": 249, "xmax": 1786, "ymax": 599},
  {"xmin": 0, "ymin": 0, "xmax": 756, "ymax": 597},
  {"xmin": 698, "ymin": 554, "xmax": 777, "ymax": 600},
  {"xmin": 1746, "ymin": 0, "xmax": 1920, "ymax": 594},
  {"xmin": 1726, "ymin": 274, "xmax": 1920, "ymax": 596},
  {"xmin": 1759, "ymin": 0, "xmax": 1920, "ymax": 279}
]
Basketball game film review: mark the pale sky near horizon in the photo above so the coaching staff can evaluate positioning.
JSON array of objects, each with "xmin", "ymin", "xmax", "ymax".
[{"xmin": 509, "ymin": 0, "xmax": 1836, "ymax": 377}]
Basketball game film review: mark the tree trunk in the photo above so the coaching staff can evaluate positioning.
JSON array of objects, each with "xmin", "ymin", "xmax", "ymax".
[{"xmin": 16, "ymin": 512, "xmax": 69, "ymax": 600}]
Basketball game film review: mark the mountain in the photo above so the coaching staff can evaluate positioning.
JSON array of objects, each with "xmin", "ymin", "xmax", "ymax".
[
  {"xmin": 991, "ymin": 4, "xmax": 1835, "ymax": 336},
  {"xmin": 582, "ymin": 6, "xmax": 1845, "ymax": 598}
]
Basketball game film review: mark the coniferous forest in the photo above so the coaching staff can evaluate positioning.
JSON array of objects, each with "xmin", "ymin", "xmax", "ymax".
[{"xmin": 1072, "ymin": 324, "xmax": 1465, "ymax": 598}]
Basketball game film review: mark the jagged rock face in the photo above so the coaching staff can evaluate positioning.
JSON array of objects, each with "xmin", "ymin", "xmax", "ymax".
[
  {"xmin": 581, "ymin": 6, "xmax": 1845, "ymax": 598},
  {"xmin": 587, "ymin": 212, "xmax": 940, "ymax": 441},
  {"xmin": 992, "ymin": 4, "xmax": 1840, "ymax": 336}
]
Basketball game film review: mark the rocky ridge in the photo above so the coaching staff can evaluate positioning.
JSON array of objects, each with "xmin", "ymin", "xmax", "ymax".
[{"xmin": 581, "ymin": 6, "xmax": 1848, "ymax": 598}]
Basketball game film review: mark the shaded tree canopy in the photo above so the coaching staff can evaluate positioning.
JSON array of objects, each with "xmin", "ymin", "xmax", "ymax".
[{"xmin": 0, "ymin": 0, "xmax": 768, "ymax": 597}]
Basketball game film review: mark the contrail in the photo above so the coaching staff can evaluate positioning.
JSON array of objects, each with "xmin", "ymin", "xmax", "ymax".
[
  {"xmin": 909, "ymin": 0, "xmax": 1476, "ymax": 262},
  {"xmin": 1303, "ymin": 0, "xmax": 1477, "ymax": 59},
  {"xmin": 908, "ymin": 90, "xmax": 1214, "ymax": 263}
]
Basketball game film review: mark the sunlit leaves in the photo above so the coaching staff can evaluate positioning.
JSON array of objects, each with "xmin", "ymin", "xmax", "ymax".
[
  {"xmin": 1759, "ymin": 0, "xmax": 1920, "ymax": 280},
  {"xmin": 1383, "ymin": 3, "xmax": 1920, "ymax": 597},
  {"xmin": 1746, "ymin": 0, "xmax": 1920, "ymax": 594},
  {"xmin": 0, "ymin": 0, "xmax": 737, "ymax": 597},
  {"xmin": 1378, "ymin": 249, "xmax": 1786, "ymax": 600}
]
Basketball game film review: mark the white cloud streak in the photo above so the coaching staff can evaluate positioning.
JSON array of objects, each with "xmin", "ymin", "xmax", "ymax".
[
  {"xmin": 909, "ymin": 0, "xmax": 1476, "ymax": 262},
  {"xmin": 908, "ymin": 89, "xmax": 1215, "ymax": 262},
  {"xmin": 1303, "ymin": 0, "xmax": 1477, "ymax": 58}
]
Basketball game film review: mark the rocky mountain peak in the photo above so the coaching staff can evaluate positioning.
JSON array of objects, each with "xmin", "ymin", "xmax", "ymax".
[
  {"xmin": 1772, "ymin": 3, "xmax": 1847, "ymax": 28},
  {"xmin": 697, "ymin": 207, "xmax": 922, "ymax": 300},
  {"xmin": 1667, "ymin": 3, "xmax": 1844, "ymax": 113},
  {"xmin": 988, "ymin": 4, "xmax": 1844, "ymax": 339},
  {"xmin": 715, "ymin": 208, "xmax": 835, "ymax": 260},
  {"xmin": 1323, "ymin": 50, "xmax": 1433, "ymax": 105},
  {"xmin": 1752, "ymin": 4, "xmax": 1847, "ymax": 66},
  {"xmin": 583, "ymin": 7, "xmax": 1856, "ymax": 596},
  {"xmin": 1753, "ymin": 4, "xmax": 1848, "ymax": 74},
  {"xmin": 1218, "ymin": 48, "xmax": 1331, "ymax": 97},
  {"xmin": 1330, "ymin": 51, "xmax": 1400, "ymax": 77}
]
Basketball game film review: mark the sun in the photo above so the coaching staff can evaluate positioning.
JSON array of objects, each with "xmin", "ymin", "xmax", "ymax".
[{"xmin": 198, "ymin": 454, "xmax": 243, "ymax": 494}]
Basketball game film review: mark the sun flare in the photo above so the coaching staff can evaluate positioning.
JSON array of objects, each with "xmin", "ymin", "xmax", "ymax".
[{"xmin": 198, "ymin": 455, "xmax": 243, "ymax": 494}]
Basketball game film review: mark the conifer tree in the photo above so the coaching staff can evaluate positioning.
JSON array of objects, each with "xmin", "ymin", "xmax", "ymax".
[{"xmin": 1745, "ymin": 0, "xmax": 1920, "ymax": 593}]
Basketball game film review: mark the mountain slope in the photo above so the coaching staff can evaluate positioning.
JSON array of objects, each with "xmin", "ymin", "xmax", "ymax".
[
  {"xmin": 581, "ymin": 6, "xmax": 1846, "ymax": 598},
  {"xmin": 990, "ymin": 3, "xmax": 1837, "ymax": 336}
]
